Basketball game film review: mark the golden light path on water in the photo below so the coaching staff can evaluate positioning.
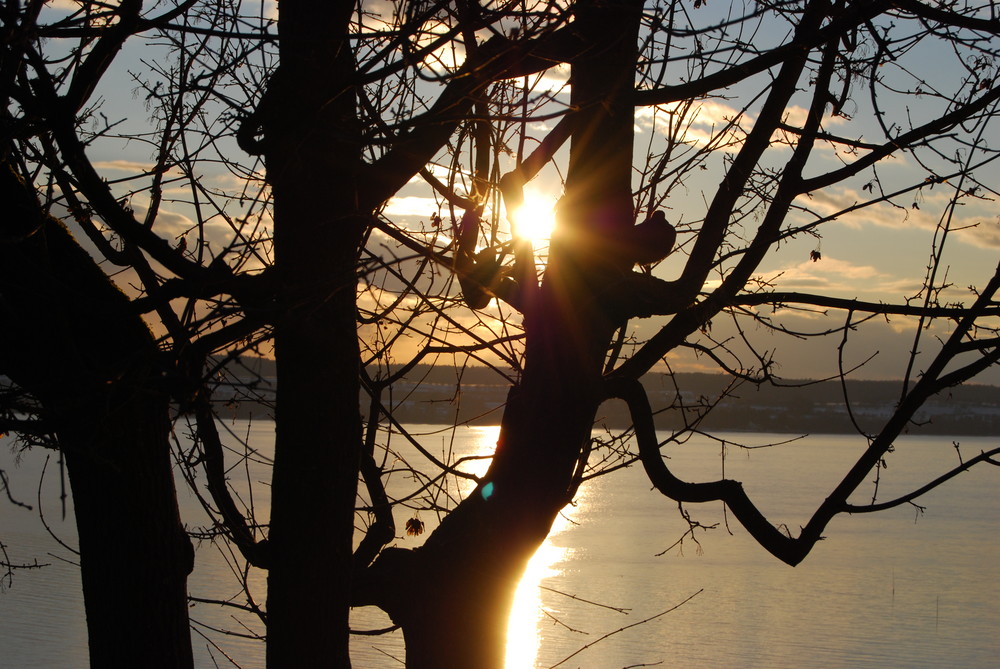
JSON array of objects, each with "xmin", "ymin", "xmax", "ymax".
[
  {"xmin": 504, "ymin": 513, "xmax": 572, "ymax": 668},
  {"xmin": 458, "ymin": 426, "xmax": 577, "ymax": 668}
]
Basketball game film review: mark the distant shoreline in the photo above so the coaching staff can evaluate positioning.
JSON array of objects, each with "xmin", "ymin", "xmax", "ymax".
[{"xmin": 210, "ymin": 360, "xmax": 1000, "ymax": 437}]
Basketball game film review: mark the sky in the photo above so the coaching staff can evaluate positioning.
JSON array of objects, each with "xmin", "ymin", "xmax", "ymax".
[
  {"xmin": 47, "ymin": 0, "xmax": 1000, "ymax": 384},
  {"xmin": 370, "ymin": 3, "xmax": 1000, "ymax": 382}
]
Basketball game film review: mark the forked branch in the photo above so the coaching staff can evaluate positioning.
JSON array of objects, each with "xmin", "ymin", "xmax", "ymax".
[{"xmin": 607, "ymin": 262, "xmax": 1000, "ymax": 567}]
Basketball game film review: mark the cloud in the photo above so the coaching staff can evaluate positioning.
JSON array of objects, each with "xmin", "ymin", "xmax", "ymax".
[
  {"xmin": 125, "ymin": 205, "xmax": 197, "ymax": 241},
  {"xmin": 636, "ymin": 300, "xmax": 1000, "ymax": 382},
  {"xmin": 93, "ymin": 159, "xmax": 155, "ymax": 173},
  {"xmin": 407, "ymin": 163, "xmax": 451, "ymax": 184},
  {"xmin": 761, "ymin": 255, "xmax": 918, "ymax": 302},
  {"xmin": 963, "ymin": 216, "xmax": 1000, "ymax": 248},
  {"xmin": 692, "ymin": 100, "xmax": 749, "ymax": 128},
  {"xmin": 260, "ymin": 0, "xmax": 278, "ymax": 20},
  {"xmin": 125, "ymin": 203, "xmax": 264, "ymax": 259},
  {"xmin": 636, "ymin": 101, "xmax": 850, "ymax": 157},
  {"xmin": 780, "ymin": 105, "xmax": 848, "ymax": 129},
  {"xmin": 802, "ymin": 185, "xmax": 1000, "ymax": 249},
  {"xmin": 635, "ymin": 100, "xmax": 749, "ymax": 154},
  {"xmin": 383, "ymin": 195, "xmax": 444, "ymax": 219},
  {"xmin": 527, "ymin": 63, "xmax": 570, "ymax": 95},
  {"xmin": 805, "ymin": 188, "xmax": 931, "ymax": 230},
  {"xmin": 637, "ymin": 99, "xmax": 745, "ymax": 130},
  {"xmin": 92, "ymin": 160, "xmax": 190, "ymax": 185}
]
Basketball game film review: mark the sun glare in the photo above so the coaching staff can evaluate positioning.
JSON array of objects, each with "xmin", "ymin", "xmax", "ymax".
[
  {"xmin": 504, "ymin": 541, "xmax": 565, "ymax": 668},
  {"xmin": 458, "ymin": 426, "xmax": 575, "ymax": 668},
  {"xmin": 504, "ymin": 507, "xmax": 576, "ymax": 668},
  {"xmin": 512, "ymin": 191, "xmax": 557, "ymax": 243}
]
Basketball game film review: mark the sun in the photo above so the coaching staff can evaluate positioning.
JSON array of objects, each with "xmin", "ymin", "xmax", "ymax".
[{"xmin": 511, "ymin": 190, "xmax": 557, "ymax": 243}]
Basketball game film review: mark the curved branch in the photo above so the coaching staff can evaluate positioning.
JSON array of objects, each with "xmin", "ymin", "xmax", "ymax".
[
  {"xmin": 605, "ymin": 377, "xmax": 809, "ymax": 565},
  {"xmin": 63, "ymin": 0, "xmax": 144, "ymax": 114},
  {"xmin": 843, "ymin": 446, "xmax": 1000, "ymax": 513},
  {"xmin": 607, "ymin": 258, "xmax": 1000, "ymax": 566},
  {"xmin": 194, "ymin": 399, "xmax": 270, "ymax": 569}
]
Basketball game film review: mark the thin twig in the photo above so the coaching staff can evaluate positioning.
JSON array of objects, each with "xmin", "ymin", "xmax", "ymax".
[
  {"xmin": 549, "ymin": 589, "xmax": 703, "ymax": 668},
  {"xmin": 539, "ymin": 585, "xmax": 631, "ymax": 614}
]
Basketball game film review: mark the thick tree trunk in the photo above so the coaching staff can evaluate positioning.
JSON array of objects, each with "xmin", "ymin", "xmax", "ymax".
[
  {"xmin": 263, "ymin": 1, "xmax": 363, "ymax": 666},
  {"xmin": 0, "ymin": 164, "xmax": 194, "ymax": 667},
  {"xmin": 368, "ymin": 2, "xmax": 643, "ymax": 666},
  {"xmin": 60, "ymin": 389, "xmax": 194, "ymax": 668},
  {"xmin": 379, "ymin": 381, "xmax": 604, "ymax": 667},
  {"xmin": 265, "ymin": 236, "xmax": 362, "ymax": 668},
  {"xmin": 387, "ymin": 545, "xmax": 525, "ymax": 668}
]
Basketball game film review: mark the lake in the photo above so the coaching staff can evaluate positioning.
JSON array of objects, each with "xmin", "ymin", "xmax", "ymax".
[{"xmin": 1, "ymin": 423, "xmax": 998, "ymax": 667}]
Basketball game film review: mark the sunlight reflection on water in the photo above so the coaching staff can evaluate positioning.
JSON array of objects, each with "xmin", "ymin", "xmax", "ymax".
[
  {"xmin": 3, "ymin": 426, "xmax": 998, "ymax": 668},
  {"xmin": 505, "ymin": 516, "xmax": 571, "ymax": 668},
  {"xmin": 458, "ymin": 426, "xmax": 578, "ymax": 669}
]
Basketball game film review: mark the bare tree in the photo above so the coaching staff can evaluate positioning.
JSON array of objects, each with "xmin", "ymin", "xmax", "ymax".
[{"xmin": 2, "ymin": 0, "xmax": 999, "ymax": 667}]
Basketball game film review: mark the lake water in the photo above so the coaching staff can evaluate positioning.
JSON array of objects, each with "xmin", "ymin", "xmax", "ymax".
[{"xmin": 1, "ymin": 423, "xmax": 997, "ymax": 668}]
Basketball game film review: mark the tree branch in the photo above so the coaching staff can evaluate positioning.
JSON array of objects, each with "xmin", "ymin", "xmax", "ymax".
[
  {"xmin": 731, "ymin": 292, "xmax": 1000, "ymax": 318},
  {"xmin": 800, "ymin": 85, "xmax": 1000, "ymax": 194},
  {"xmin": 63, "ymin": 0, "xmax": 144, "ymax": 114},
  {"xmin": 632, "ymin": 1, "xmax": 890, "ymax": 107},
  {"xmin": 360, "ymin": 24, "xmax": 578, "ymax": 209},
  {"xmin": 843, "ymin": 446, "xmax": 1000, "ymax": 513},
  {"xmin": 194, "ymin": 398, "xmax": 270, "ymax": 568},
  {"xmin": 890, "ymin": 0, "xmax": 1000, "ymax": 34},
  {"xmin": 605, "ymin": 377, "xmax": 808, "ymax": 565}
]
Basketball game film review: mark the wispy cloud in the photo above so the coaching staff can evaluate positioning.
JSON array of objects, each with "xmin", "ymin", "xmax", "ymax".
[
  {"xmin": 636, "ymin": 99, "xmax": 747, "ymax": 126},
  {"xmin": 126, "ymin": 205, "xmax": 196, "ymax": 240},
  {"xmin": 47, "ymin": 0, "xmax": 80, "ymax": 10},
  {"xmin": 529, "ymin": 63, "xmax": 570, "ymax": 95},
  {"xmin": 803, "ymin": 185, "xmax": 1000, "ymax": 248},
  {"xmin": 636, "ymin": 101, "xmax": 849, "ymax": 156},
  {"xmin": 763, "ymin": 255, "xmax": 917, "ymax": 301},
  {"xmin": 93, "ymin": 159, "xmax": 155, "ymax": 173},
  {"xmin": 383, "ymin": 195, "xmax": 443, "ymax": 219}
]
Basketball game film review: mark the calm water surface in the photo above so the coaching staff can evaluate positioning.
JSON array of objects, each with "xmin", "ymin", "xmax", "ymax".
[{"xmin": 1, "ymin": 423, "xmax": 997, "ymax": 668}]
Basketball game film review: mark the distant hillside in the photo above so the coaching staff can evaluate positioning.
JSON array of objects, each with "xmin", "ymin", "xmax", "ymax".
[{"xmin": 214, "ymin": 358, "xmax": 1000, "ymax": 436}]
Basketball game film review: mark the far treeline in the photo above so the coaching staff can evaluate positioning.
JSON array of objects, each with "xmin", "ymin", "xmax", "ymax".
[{"xmin": 220, "ymin": 358, "xmax": 1000, "ymax": 436}]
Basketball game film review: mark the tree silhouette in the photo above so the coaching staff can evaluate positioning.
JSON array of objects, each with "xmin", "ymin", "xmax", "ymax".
[{"xmin": 2, "ymin": 0, "xmax": 999, "ymax": 667}]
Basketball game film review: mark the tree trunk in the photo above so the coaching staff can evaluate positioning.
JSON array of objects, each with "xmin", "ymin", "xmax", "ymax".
[
  {"xmin": 60, "ymin": 389, "xmax": 194, "ymax": 668},
  {"xmin": 263, "ymin": 1, "xmax": 363, "ymax": 666},
  {"xmin": 368, "ymin": 2, "xmax": 642, "ymax": 665},
  {"xmin": 265, "ymin": 231, "xmax": 362, "ymax": 668},
  {"xmin": 0, "ymin": 164, "xmax": 194, "ymax": 667}
]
